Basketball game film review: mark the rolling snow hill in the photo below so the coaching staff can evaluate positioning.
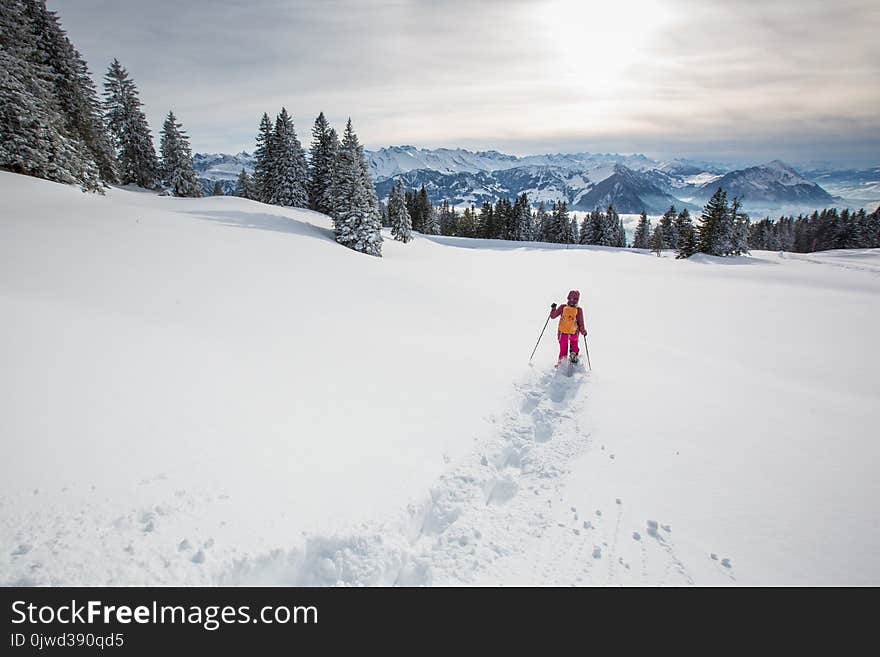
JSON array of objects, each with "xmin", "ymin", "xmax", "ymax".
[{"xmin": 4, "ymin": 171, "xmax": 876, "ymax": 586}]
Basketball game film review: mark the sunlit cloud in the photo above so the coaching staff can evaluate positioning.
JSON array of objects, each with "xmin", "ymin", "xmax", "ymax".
[{"xmin": 49, "ymin": 0, "xmax": 880, "ymax": 165}]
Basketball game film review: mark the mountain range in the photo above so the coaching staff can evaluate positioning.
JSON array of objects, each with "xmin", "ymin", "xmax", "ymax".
[{"xmin": 193, "ymin": 147, "xmax": 879, "ymax": 216}]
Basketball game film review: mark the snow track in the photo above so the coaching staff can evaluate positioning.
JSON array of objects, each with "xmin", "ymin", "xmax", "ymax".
[
  {"xmin": 219, "ymin": 364, "xmax": 592, "ymax": 585},
  {"xmin": 0, "ymin": 361, "xmax": 720, "ymax": 586},
  {"xmin": 218, "ymin": 363, "xmax": 706, "ymax": 586}
]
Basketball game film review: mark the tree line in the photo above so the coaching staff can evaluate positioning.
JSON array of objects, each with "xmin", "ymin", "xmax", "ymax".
[
  {"xmin": 748, "ymin": 206, "xmax": 880, "ymax": 252},
  {"xmin": 381, "ymin": 185, "xmax": 627, "ymax": 247},
  {"xmin": 384, "ymin": 185, "xmax": 879, "ymax": 258}
]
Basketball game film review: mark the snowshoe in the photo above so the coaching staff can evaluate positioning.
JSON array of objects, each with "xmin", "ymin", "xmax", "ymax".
[{"xmin": 569, "ymin": 353, "xmax": 579, "ymax": 364}]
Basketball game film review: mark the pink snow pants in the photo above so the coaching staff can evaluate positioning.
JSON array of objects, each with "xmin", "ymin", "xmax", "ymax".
[{"xmin": 558, "ymin": 332, "xmax": 579, "ymax": 359}]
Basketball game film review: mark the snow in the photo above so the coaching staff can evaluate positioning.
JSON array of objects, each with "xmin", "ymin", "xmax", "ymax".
[{"xmin": 1, "ymin": 171, "xmax": 879, "ymax": 586}]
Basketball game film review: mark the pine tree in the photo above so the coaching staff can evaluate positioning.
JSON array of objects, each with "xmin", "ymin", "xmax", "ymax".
[
  {"xmin": 330, "ymin": 119, "xmax": 382, "ymax": 256},
  {"xmin": 0, "ymin": 1, "xmax": 74, "ymax": 183},
  {"xmin": 458, "ymin": 206, "xmax": 478, "ymax": 238},
  {"xmin": 438, "ymin": 200, "xmax": 457, "ymax": 236},
  {"xmin": 511, "ymin": 193, "xmax": 532, "ymax": 241},
  {"xmin": 650, "ymin": 224, "xmax": 664, "ymax": 256},
  {"xmin": 478, "ymin": 201, "xmax": 495, "ymax": 239},
  {"xmin": 269, "ymin": 108, "xmax": 308, "ymax": 207},
  {"xmin": 388, "ymin": 180, "xmax": 412, "ymax": 243},
  {"xmin": 158, "ymin": 110, "xmax": 201, "ymax": 197},
  {"xmin": 307, "ymin": 112, "xmax": 337, "ymax": 215},
  {"xmin": 415, "ymin": 186, "xmax": 434, "ymax": 234},
  {"xmin": 660, "ymin": 205, "xmax": 677, "ymax": 248},
  {"xmin": 676, "ymin": 224, "xmax": 698, "ymax": 259},
  {"xmin": 102, "ymin": 59, "xmax": 157, "ymax": 189},
  {"xmin": 595, "ymin": 206, "xmax": 616, "ymax": 246},
  {"xmin": 673, "ymin": 209, "xmax": 692, "ymax": 248},
  {"xmin": 633, "ymin": 211, "xmax": 651, "ymax": 249},
  {"xmin": 25, "ymin": 1, "xmax": 117, "ymax": 186},
  {"xmin": 534, "ymin": 202, "xmax": 550, "ymax": 242},
  {"xmin": 37, "ymin": 2, "xmax": 117, "ymax": 185},
  {"xmin": 252, "ymin": 112, "xmax": 274, "ymax": 203},
  {"xmin": 212, "ymin": 180, "xmax": 224, "ymax": 196},
  {"xmin": 606, "ymin": 206, "xmax": 626, "ymax": 247},
  {"xmin": 553, "ymin": 201, "xmax": 573, "ymax": 243},
  {"xmin": 422, "ymin": 201, "xmax": 439, "ymax": 235},
  {"xmin": 697, "ymin": 188, "xmax": 730, "ymax": 256},
  {"xmin": 235, "ymin": 168, "xmax": 255, "ymax": 199},
  {"xmin": 578, "ymin": 213, "xmax": 593, "ymax": 245},
  {"xmin": 730, "ymin": 197, "xmax": 750, "ymax": 255},
  {"xmin": 1, "ymin": 1, "xmax": 108, "ymax": 190}
]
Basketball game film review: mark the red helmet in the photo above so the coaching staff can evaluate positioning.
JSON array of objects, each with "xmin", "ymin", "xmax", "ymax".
[{"xmin": 567, "ymin": 289, "xmax": 580, "ymax": 303}]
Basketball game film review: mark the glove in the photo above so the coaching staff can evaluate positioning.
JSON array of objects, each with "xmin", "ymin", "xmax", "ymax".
[{"xmin": 550, "ymin": 303, "xmax": 557, "ymax": 309}]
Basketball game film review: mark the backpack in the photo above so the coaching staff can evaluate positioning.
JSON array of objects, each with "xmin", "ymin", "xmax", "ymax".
[{"xmin": 558, "ymin": 305, "xmax": 578, "ymax": 334}]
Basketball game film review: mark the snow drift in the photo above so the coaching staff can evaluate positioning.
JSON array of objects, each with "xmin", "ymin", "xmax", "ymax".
[{"xmin": 1, "ymin": 171, "xmax": 878, "ymax": 585}]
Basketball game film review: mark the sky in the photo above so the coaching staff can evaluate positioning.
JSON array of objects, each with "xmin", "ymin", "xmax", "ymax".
[{"xmin": 49, "ymin": 0, "xmax": 880, "ymax": 167}]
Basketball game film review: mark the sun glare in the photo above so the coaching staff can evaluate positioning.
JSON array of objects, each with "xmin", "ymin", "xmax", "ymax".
[{"xmin": 532, "ymin": 0, "xmax": 677, "ymax": 94}]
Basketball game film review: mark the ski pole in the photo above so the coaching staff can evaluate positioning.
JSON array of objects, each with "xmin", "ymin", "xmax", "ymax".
[
  {"xmin": 583, "ymin": 334, "xmax": 592, "ymax": 371},
  {"xmin": 529, "ymin": 313, "xmax": 552, "ymax": 363}
]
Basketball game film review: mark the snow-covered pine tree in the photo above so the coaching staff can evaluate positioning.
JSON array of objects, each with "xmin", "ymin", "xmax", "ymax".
[
  {"xmin": 650, "ymin": 223, "xmax": 664, "ymax": 256},
  {"xmin": 235, "ymin": 168, "xmax": 255, "ymax": 199},
  {"xmin": 1, "ymin": 1, "xmax": 104, "ymax": 190},
  {"xmin": 605, "ymin": 206, "xmax": 625, "ymax": 247},
  {"xmin": 512, "ymin": 193, "xmax": 532, "ymax": 241},
  {"xmin": 29, "ymin": 1, "xmax": 117, "ymax": 185},
  {"xmin": 388, "ymin": 179, "xmax": 412, "ymax": 243},
  {"xmin": 0, "ymin": 2, "xmax": 74, "ymax": 183},
  {"xmin": 697, "ymin": 188, "xmax": 729, "ymax": 255},
  {"xmin": 269, "ymin": 108, "xmax": 308, "ymax": 207},
  {"xmin": 252, "ymin": 112, "xmax": 274, "ymax": 203},
  {"xmin": 578, "ymin": 213, "xmax": 593, "ymax": 245},
  {"xmin": 422, "ymin": 202, "xmax": 439, "ymax": 235},
  {"xmin": 330, "ymin": 118, "xmax": 383, "ymax": 256},
  {"xmin": 596, "ymin": 206, "xmax": 616, "ymax": 246},
  {"xmin": 307, "ymin": 112, "xmax": 337, "ymax": 214},
  {"xmin": 864, "ymin": 206, "xmax": 880, "ymax": 248},
  {"xmin": 554, "ymin": 201, "xmax": 573, "ymax": 243},
  {"xmin": 534, "ymin": 202, "xmax": 549, "ymax": 242},
  {"xmin": 632, "ymin": 211, "xmax": 651, "ymax": 249},
  {"xmin": 676, "ymin": 223, "xmax": 698, "ymax": 259},
  {"xmin": 673, "ymin": 208, "xmax": 692, "ymax": 247},
  {"xmin": 730, "ymin": 196, "xmax": 750, "ymax": 255},
  {"xmin": 357, "ymin": 141, "xmax": 381, "ymax": 220},
  {"xmin": 659, "ymin": 205, "xmax": 676, "ymax": 248},
  {"xmin": 102, "ymin": 59, "xmax": 158, "ymax": 189},
  {"xmin": 158, "ymin": 110, "xmax": 201, "ymax": 197},
  {"xmin": 212, "ymin": 180, "xmax": 224, "ymax": 196}
]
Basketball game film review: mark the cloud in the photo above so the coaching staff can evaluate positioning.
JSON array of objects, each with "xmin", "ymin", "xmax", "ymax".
[{"xmin": 49, "ymin": 0, "xmax": 880, "ymax": 165}]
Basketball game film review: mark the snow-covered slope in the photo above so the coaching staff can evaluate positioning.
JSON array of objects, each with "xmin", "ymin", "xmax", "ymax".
[{"xmin": 2, "ymin": 171, "xmax": 878, "ymax": 586}]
